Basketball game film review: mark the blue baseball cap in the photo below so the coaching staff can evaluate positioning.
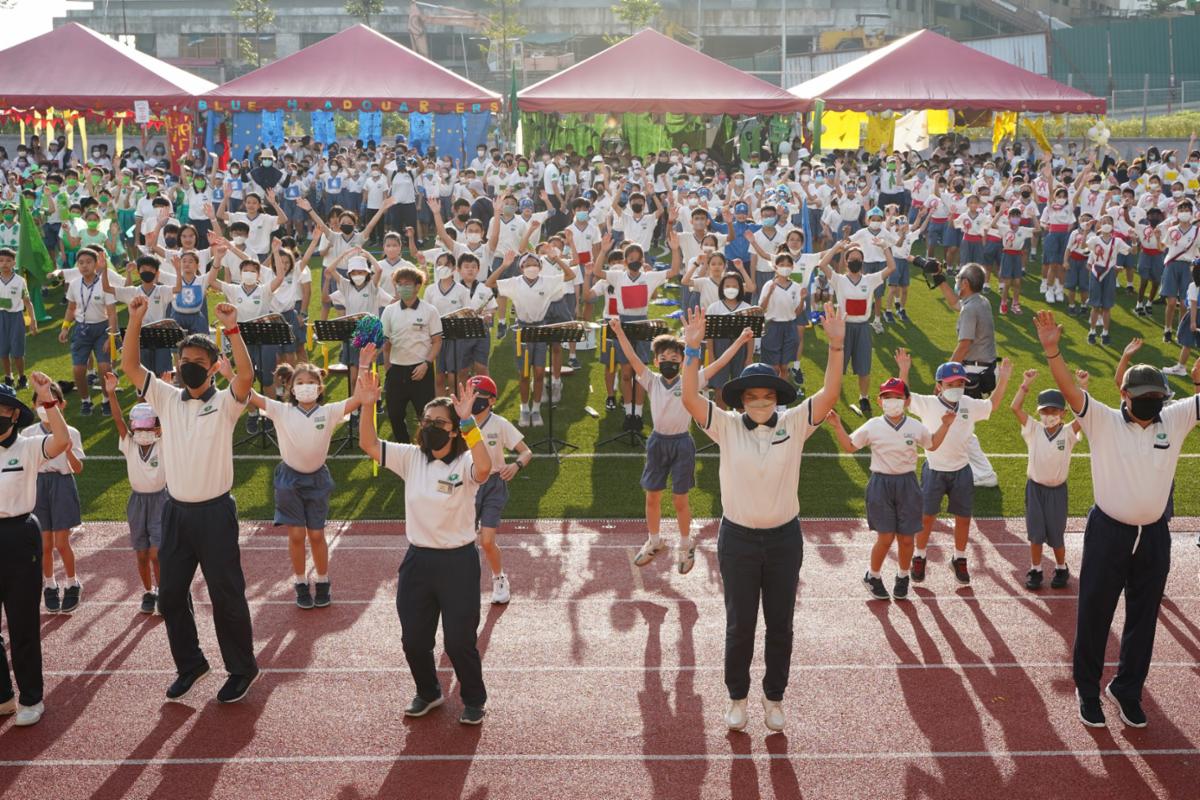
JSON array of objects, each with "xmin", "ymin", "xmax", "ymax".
[
  {"xmin": 734, "ymin": 202, "xmax": 749, "ymax": 215},
  {"xmin": 697, "ymin": 187, "xmax": 712, "ymax": 200},
  {"xmin": 867, "ymin": 206, "xmax": 884, "ymax": 219},
  {"xmin": 935, "ymin": 362, "xmax": 968, "ymax": 383},
  {"xmin": 518, "ymin": 198, "xmax": 534, "ymax": 210}
]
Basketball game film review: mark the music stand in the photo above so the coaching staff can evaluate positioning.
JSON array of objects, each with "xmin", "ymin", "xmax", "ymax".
[
  {"xmin": 698, "ymin": 313, "xmax": 763, "ymax": 453},
  {"xmin": 313, "ymin": 315, "xmax": 364, "ymax": 455},
  {"xmin": 122, "ymin": 320, "xmax": 185, "ymax": 386},
  {"xmin": 596, "ymin": 319, "xmax": 670, "ymax": 451},
  {"xmin": 234, "ymin": 316, "xmax": 295, "ymax": 450},
  {"xmin": 518, "ymin": 322, "xmax": 586, "ymax": 458},
  {"xmin": 441, "ymin": 312, "xmax": 489, "ymax": 392}
]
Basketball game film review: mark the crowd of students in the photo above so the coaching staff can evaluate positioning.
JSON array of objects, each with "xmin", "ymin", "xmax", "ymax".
[{"xmin": 0, "ymin": 129, "xmax": 1198, "ymax": 733}]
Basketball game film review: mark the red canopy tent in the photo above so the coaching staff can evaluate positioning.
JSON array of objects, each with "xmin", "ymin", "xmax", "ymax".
[
  {"xmin": 201, "ymin": 25, "xmax": 499, "ymax": 114},
  {"xmin": 518, "ymin": 29, "xmax": 807, "ymax": 115},
  {"xmin": 0, "ymin": 23, "xmax": 214, "ymax": 113},
  {"xmin": 788, "ymin": 29, "xmax": 1106, "ymax": 115}
]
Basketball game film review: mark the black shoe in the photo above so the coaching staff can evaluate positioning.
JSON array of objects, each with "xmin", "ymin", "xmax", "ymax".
[
  {"xmin": 1078, "ymin": 690, "xmax": 1106, "ymax": 728},
  {"xmin": 1164, "ymin": 329, "xmax": 1174, "ymax": 344},
  {"xmin": 1051, "ymin": 566, "xmax": 1070, "ymax": 589},
  {"xmin": 459, "ymin": 705, "xmax": 486, "ymax": 725},
  {"xmin": 295, "ymin": 582, "xmax": 314, "ymax": 610},
  {"xmin": 911, "ymin": 556, "xmax": 927, "ymax": 583},
  {"xmin": 166, "ymin": 662, "xmax": 211, "ymax": 700},
  {"xmin": 631, "ymin": 414, "xmax": 643, "ymax": 431},
  {"xmin": 1025, "ymin": 568, "xmax": 1044, "ymax": 590},
  {"xmin": 247, "ymin": 415, "xmax": 260, "ymax": 435},
  {"xmin": 893, "ymin": 575, "xmax": 910, "ymax": 600},
  {"xmin": 951, "ymin": 557, "xmax": 971, "ymax": 585},
  {"xmin": 313, "ymin": 581, "xmax": 331, "ymax": 608},
  {"xmin": 1125, "ymin": 284, "xmax": 1135, "ymax": 295},
  {"xmin": 862, "ymin": 572, "xmax": 890, "ymax": 601},
  {"xmin": 496, "ymin": 322, "xmax": 507, "ymax": 341},
  {"xmin": 217, "ymin": 671, "xmax": 260, "ymax": 704},
  {"xmin": 139, "ymin": 591, "xmax": 157, "ymax": 614},
  {"xmin": 79, "ymin": 400, "xmax": 93, "ymax": 416},
  {"xmin": 87, "ymin": 372, "xmax": 98, "ymax": 387},
  {"xmin": 1087, "ymin": 331, "xmax": 1097, "ymax": 345},
  {"xmin": 43, "ymin": 587, "xmax": 60, "ymax": 613},
  {"xmin": 2, "ymin": 375, "xmax": 12, "ymax": 386},
  {"xmin": 789, "ymin": 365, "xmax": 805, "ymax": 386},
  {"xmin": 567, "ymin": 356, "xmax": 581, "ymax": 370},
  {"xmin": 60, "ymin": 583, "xmax": 81, "ymax": 614},
  {"xmin": 883, "ymin": 310, "xmax": 896, "ymax": 324},
  {"xmin": 16, "ymin": 375, "xmax": 26, "ymax": 390},
  {"xmin": 621, "ymin": 412, "xmax": 635, "ymax": 431},
  {"xmin": 1102, "ymin": 332, "xmax": 1112, "ymax": 346},
  {"xmin": 404, "ymin": 694, "xmax": 445, "ymax": 717},
  {"xmin": 605, "ymin": 396, "xmax": 618, "ymax": 412},
  {"xmin": 1105, "ymin": 683, "xmax": 1148, "ymax": 728},
  {"xmin": 898, "ymin": 308, "xmax": 910, "ymax": 322}
]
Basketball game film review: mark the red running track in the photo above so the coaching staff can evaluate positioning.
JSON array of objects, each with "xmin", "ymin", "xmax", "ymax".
[{"xmin": 1, "ymin": 518, "xmax": 1198, "ymax": 799}]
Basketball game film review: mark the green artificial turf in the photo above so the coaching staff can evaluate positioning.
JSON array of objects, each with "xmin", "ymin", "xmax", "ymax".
[{"xmin": 25, "ymin": 244, "xmax": 1200, "ymax": 521}]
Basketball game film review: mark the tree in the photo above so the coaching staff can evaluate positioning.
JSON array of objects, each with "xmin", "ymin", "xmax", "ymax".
[
  {"xmin": 345, "ymin": 0, "xmax": 384, "ymax": 26},
  {"xmin": 482, "ymin": 0, "xmax": 528, "ymax": 75},
  {"xmin": 231, "ymin": 0, "xmax": 276, "ymax": 68},
  {"xmin": 610, "ymin": 0, "xmax": 660, "ymax": 40}
]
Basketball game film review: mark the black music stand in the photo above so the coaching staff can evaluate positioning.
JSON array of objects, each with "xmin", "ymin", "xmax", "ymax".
[
  {"xmin": 123, "ymin": 320, "xmax": 185, "ymax": 385},
  {"xmin": 234, "ymin": 317, "xmax": 295, "ymax": 450},
  {"xmin": 519, "ymin": 323, "xmax": 585, "ymax": 458},
  {"xmin": 442, "ymin": 314, "xmax": 489, "ymax": 392},
  {"xmin": 698, "ymin": 314, "xmax": 763, "ymax": 453},
  {"xmin": 313, "ymin": 316, "xmax": 363, "ymax": 455},
  {"xmin": 596, "ymin": 320, "xmax": 670, "ymax": 451}
]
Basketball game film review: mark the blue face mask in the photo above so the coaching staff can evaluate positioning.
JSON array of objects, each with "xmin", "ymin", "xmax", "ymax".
[
  {"xmin": 575, "ymin": 211, "xmax": 589, "ymax": 223},
  {"xmin": 761, "ymin": 215, "xmax": 777, "ymax": 227}
]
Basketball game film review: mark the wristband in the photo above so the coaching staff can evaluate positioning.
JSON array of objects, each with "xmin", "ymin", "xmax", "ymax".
[
  {"xmin": 225, "ymin": 325, "xmax": 240, "ymax": 336},
  {"xmin": 684, "ymin": 346, "xmax": 702, "ymax": 359},
  {"xmin": 463, "ymin": 426, "xmax": 483, "ymax": 449},
  {"xmin": 459, "ymin": 417, "xmax": 477, "ymax": 433},
  {"xmin": 516, "ymin": 459, "xmax": 525, "ymax": 471},
  {"xmin": 40, "ymin": 401, "xmax": 58, "ymax": 410},
  {"xmin": 1045, "ymin": 350, "xmax": 1060, "ymax": 359}
]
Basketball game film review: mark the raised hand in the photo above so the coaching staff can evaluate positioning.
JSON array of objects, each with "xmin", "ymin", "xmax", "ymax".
[
  {"xmin": 357, "ymin": 342, "xmax": 377, "ymax": 370},
  {"xmin": 216, "ymin": 355, "xmax": 234, "ymax": 382},
  {"xmin": 1122, "ymin": 337, "xmax": 1143, "ymax": 360},
  {"xmin": 895, "ymin": 347, "xmax": 911, "ymax": 372},
  {"xmin": 734, "ymin": 326, "xmax": 755, "ymax": 348},
  {"xmin": 682, "ymin": 307, "xmax": 706, "ymax": 350},
  {"xmin": 1021, "ymin": 368, "xmax": 1038, "ymax": 387},
  {"xmin": 128, "ymin": 294, "xmax": 149, "ymax": 322},
  {"xmin": 355, "ymin": 369, "xmax": 381, "ymax": 404},
  {"xmin": 451, "ymin": 383, "xmax": 478, "ymax": 422},
  {"xmin": 103, "ymin": 372, "xmax": 119, "ymax": 396},
  {"xmin": 1075, "ymin": 369, "xmax": 1090, "ymax": 390},
  {"xmin": 997, "ymin": 358, "xmax": 1013, "ymax": 381},
  {"xmin": 214, "ymin": 302, "xmax": 238, "ymax": 329},
  {"xmin": 820, "ymin": 302, "xmax": 845, "ymax": 347},
  {"xmin": 1033, "ymin": 310, "xmax": 1062, "ymax": 353},
  {"xmin": 30, "ymin": 371, "xmax": 54, "ymax": 404}
]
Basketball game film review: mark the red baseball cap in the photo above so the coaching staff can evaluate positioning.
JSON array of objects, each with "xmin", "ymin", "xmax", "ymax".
[
  {"xmin": 879, "ymin": 377, "xmax": 909, "ymax": 397},
  {"xmin": 467, "ymin": 375, "xmax": 498, "ymax": 397}
]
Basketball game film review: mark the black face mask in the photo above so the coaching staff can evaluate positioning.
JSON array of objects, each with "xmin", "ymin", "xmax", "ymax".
[
  {"xmin": 139, "ymin": 270, "xmax": 157, "ymax": 283},
  {"xmin": 420, "ymin": 424, "xmax": 451, "ymax": 452},
  {"xmin": 164, "ymin": 237, "xmax": 179, "ymax": 248},
  {"xmin": 627, "ymin": 260, "xmax": 641, "ymax": 271},
  {"xmin": 340, "ymin": 223, "xmax": 355, "ymax": 235},
  {"xmin": 471, "ymin": 396, "xmax": 491, "ymax": 415},
  {"xmin": 456, "ymin": 212, "xmax": 469, "ymax": 222},
  {"xmin": 847, "ymin": 259, "xmax": 863, "ymax": 274},
  {"xmin": 1128, "ymin": 396, "xmax": 1165, "ymax": 421},
  {"xmin": 658, "ymin": 361, "xmax": 680, "ymax": 380},
  {"xmin": 0, "ymin": 416, "xmax": 13, "ymax": 436},
  {"xmin": 179, "ymin": 361, "xmax": 210, "ymax": 390},
  {"xmin": 630, "ymin": 203, "xmax": 644, "ymax": 213}
]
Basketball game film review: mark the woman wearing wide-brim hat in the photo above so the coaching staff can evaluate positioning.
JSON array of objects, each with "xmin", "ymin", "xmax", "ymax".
[
  {"xmin": 679, "ymin": 303, "xmax": 846, "ymax": 733},
  {"xmin": 0, "ymin": 373, "xmax": 73, "ymax": 727}
]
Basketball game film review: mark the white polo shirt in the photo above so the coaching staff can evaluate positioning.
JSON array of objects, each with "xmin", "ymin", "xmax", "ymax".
[
  {"xmin": 424, "ymin": 280, "xmax": 471, "ymax": 317},
  {"xmin": 263, "ymin": 398, "xmax": 349, "ymax": 474},
  {"xmin": 605, "ymin": 268, "xmax": 669, "ymax": 317},
  {"xmin": 0, "ymin": 431, "xmax": 50, "ymax": 517},
  {"xmin": 619, "ymin": 210, "xmax": 658, "ymax": 252},
  {"xmin": 0, "ymin": 274, "xmax": 27, "ymax": 315},
  {"xmin": 268, "ymin": 266, "xmax": 312, "ymax": 314},
  {"xmin": 115, "ymin": 284, "xmax": 174, "ymax": 324},
  {"xmin": 638, "ymin": 371, "xmax": 707, "ymax": 436},
  {"xmin": 334, "ymin": 276, "xmax": 390, "ymax": 317},
  {"xmin": 849, "ymin": 415, "xmax": 932, "ymax": 475},
  {"xmin": 380, "ymin": 441, "xmax": 481, "ymax": 547},
  {"xmin": 381, "ymin": 299, "xmax": 443, "ymax": 366},
  {"xmin": 1020, "ymin": 418, "xmax": 1077, "ymax": 487},
  {"xmin": 908, "ymin": 393, "xmax": 991, "ymax": 472},
  {"xmin": 831, "ymin": 272, "xmax": 885, "ymax": 323},
  {"xmin": 139, "ymin": 374, "xmax": 247, "ymax": 502},
  {"xmin": 66, "ymin": 276, "xmax": 116, "ymax": 324},
  {"xmin": 460, "ymin": 281, "xmax": 496, "ymax": 316},
  {"xmin": 228, "ymin": 211, "xmax": 279, "ymax": 256},
  {"xmin": 478, "ymin": 412, "xmax": 524, "ymax": 474},
  {"xmin": 1073, "ymin": 392, "xmax": 1200, "ymax": 525},
  {"xmin": 496, "ymin": 274, "xmax": 562, "ymax": 324},
  {"xmin": 699, "ymin": 399, "xmax": 819, "ymax": 529},
  {"xmin": 218, "ymin": 280, "xmax": 273, "ymax": 322},
  {"xmin": 751, "ymin": 226, "xmax": 791, "ymax": 272},
  {"xmin": 759, "ymin": 279, "xmax": 805, "ymax": 322},
  {"xmin": 117, "ymin": 435, "xmax": 166, "ymax": 494},
  {"xmin": 22, "ymin": 423, "xmax": 84, "ymax": 475}
]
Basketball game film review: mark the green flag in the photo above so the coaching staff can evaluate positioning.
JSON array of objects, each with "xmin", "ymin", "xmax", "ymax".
[
  {"xmin": 16, "ymin": 195, "xmax": 53, "ymax": 323},
  {"xmin": 507, "ymin": 64, "xmax": 519, "ymax": 140},
  {"xmin": 811, "ymin": 99, "xmax": 824, "ymax": 155}
]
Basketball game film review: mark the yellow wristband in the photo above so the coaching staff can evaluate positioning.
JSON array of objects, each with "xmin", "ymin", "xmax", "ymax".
[{"xmin": 463, "ymin": 427, "xmax": 483, "ymax": 449}]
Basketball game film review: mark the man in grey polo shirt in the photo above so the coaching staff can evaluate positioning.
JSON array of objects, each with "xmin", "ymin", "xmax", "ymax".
[{"xmin": 931, "ymin": 262, "xmax": 999, "ymax": 487}]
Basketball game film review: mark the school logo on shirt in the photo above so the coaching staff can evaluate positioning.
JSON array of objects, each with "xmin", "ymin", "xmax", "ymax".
[
  {"xmin": 774, "ymin": 428, "xmax": 787, "ymax": 438},
  {"xmin": 6, "ymin": 457, "xmax": 16, "ymax": 465},
  {"xmin": 198, "ymin": 404, "xmax": 217, "ymax": 417},
  {"xmin": 673, "ymin": 389, "xmax": 682, "ymax": 397},
  {"xmin": 904, "ymin": 437, "xmax": 914, "ymax": 446},
  {"xmin": 151, "ymin": 458, "xmax": 159, "ymax": 468},
  {"xmin": 315, "ymin": 422, "xmax": 325, "ymax": 430},
  {"xmin": 1056, "ymin": 440, "xmax": 1065, "ymax": 451},
  {"xmin": 448, "ymin": 473, "xmax": 460, "ymax": 481}
]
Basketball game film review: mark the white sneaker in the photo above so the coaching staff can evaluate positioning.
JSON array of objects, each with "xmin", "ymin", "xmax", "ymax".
[
  {"xmin": 530, "ymin": 408, "xmax": 543, "ymax": 427},
  {"xmin": 725, "ymin": 698, "xmax": 748, "ymax": 731},
  {"xmin": 14, "ymin": 701, "xmax": 43, "ymax": 727},
  {"xmin": 1055, "ymin": 286, "xmax": 1065, "ymax": 303},
  {"xmin": 551, "ymin": 379, "xmax": 563, "ymax": 405},
  {"xmin": 1040, "ymin": 279, "xmax": 1048, "ymax": 294},
  {"xmin": 676, "ymin": 538, "xmax": 697, "ymax": 575},
  {"xmin": 1163, "ymin": 363, "xmax": 1188, "ymax": 376},
  {"xmin": 762, "ymin": 696, "xmax": 786, "ymax": 732},
  {"xmin": 870, "ymin": 318, "xmax": 884, "ymax": 334},
  {"xmin": 633, "ymin": 538, "xmax": 667, "ymax": 567},
  {"xmin": 518, "ymin": 408, "xmax": 531, "ymax": 427},
  {"xmin": 491, "ymin": 574, "xmax": 511, "ymax": 604},
  {"xmin": 0, "ymin": 697, "xmax": 14, "ymax": 715}
]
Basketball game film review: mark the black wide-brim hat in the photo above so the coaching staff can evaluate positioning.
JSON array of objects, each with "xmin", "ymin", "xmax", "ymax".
[
  {"xmin": 721, "ymin": 364, "xmax": 797, "ymax": 409},
  {"xmin": 0, "ymin": 383, "xmax": 35, "ymax": 428}
]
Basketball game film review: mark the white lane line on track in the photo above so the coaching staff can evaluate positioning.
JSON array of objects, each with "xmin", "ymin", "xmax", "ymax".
[
  {"xmin": 55, "ymin": 595, "xmax": 1200, "ymax": 606},
  {"xmin": 3, "ymin": 750, "xmax": 1197, "ymax": 768},
  {"xmin": 40, "ymin": 661, "xmax": 1200, "ymax": 677},
  {"xmin": 75, "ymin": 451, "xmax": 1200, "ymax": 461}
]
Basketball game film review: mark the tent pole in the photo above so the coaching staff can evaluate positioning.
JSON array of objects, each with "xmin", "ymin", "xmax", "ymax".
[{"xmin": 779, "ymin": 0, "xmax": 787, "ymax": 88}]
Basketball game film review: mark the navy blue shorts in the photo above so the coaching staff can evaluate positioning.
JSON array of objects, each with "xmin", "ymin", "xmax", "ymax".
[
  {"xmin": 999, "ymin": 253, "xmax": 1024, "ymax": 280},
  {"xmin": 1042, "ymin": 231, "xmax": 1068, "ymax": 265},
  {"xmin": 705, "ymin": 337, "xmax": 747, "ymax": 390},
  {"xmin": 273, "ymin": 462, "xmax": 334, "ymax": 530},
  {"xmin": 640, "ymin": 431, "xmax": 696, "ymax": 494},
  {"xmin": 34, "ymin": 472, "xmax": 82, "ymax": 531},
  {"xmin": 514, "ymin": 319, "xmax": 550, "ymax": 374},
  {"xmin": 454, "ymin": 333, "xmax": 490, "ymax": 370},
  {"xmin": 1176, "ymin": 312, "xmax": 1200, "ymax": 348},
  {"xmin": 1087, "ymin": 271, "xmax": 1117, "ymax": 309},
  {"xmin": 474, "ymin": 472, "xmax": 510, "ymax": 529},
  {"xmin": 866, "ymin": 471, "xmax": 923, "ymax": 535},
  {"xmin": 921, "ymin": 463, "xmax": 973, "ymax": 518},
  {"xmin": 982, "ymin": 240, "xmax": 1002, "ymax": 268},
  {"xmin": 926, "ymin": 221, "xmax": 948, "ymax": 247},
  {"xmin": 760, "ymin": 320, "xmax": 799, "ymax": 366},
  {"xmin": 615, "ymin": 313, "xmax": 651, "ymax": 366},
  {"xmin": 959, "ymin": 239, "xmax": 985, "ymax": 266},
  {"xmin": 1160, "ymin": 259, "xmax": 1191, "ymax": 300},
  {"xmin": 128, "ymin": 488, "xmax": 168, "ymax": 550},
  {"xmin": 1138, "ymin": 252, "xmax": 1165, "ymax": 282},
  {"xmin": 887, "ymin": 258, "xmax": 910, "ymax": 287},
  {"xmin": 842, "ymin": 321, "xmax": 872, "ymax": 377},
  {"xmin": 1025, "ymin": 479, "xmax": 1067, "ymax": 548},
  {"xmin": 1064, "ymin": 258, "xmax": 1088, "ymax": 291},
  {"xmin": 170, "ymin": 309, "xmax": 209, "ymax": 336},
  {"xmin": 70, "ymin": 320, "xmax": 111, "ymax": 367},
  {"xmin": 0, "ymin": 312, "xmax": 26, "ymax": 358}
]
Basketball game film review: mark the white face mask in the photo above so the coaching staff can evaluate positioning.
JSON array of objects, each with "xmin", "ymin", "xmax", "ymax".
[
  {"xmin": 722, "ymin": 286, "xmax": 741, "ymax": 300},
  {"xmin": 744, "ymin": 398, "xmax": 775, "ymax": 413},
  {"xmin": 466, "ymin": 232, "xmax": 482, "ymax": 246},
  {"xmin": 36, "ymin": 407, "xmax": 49, "ymax": 423},
  {"xmin": 293, "ymin": 383, "xmax": 321, "ymax": 404},
  {"xmin": 1179, "ymin": 212, "xmax": 1194, "ymax": 223},
  {"xmin": 880, "ymin": 397, "xmax": 906, "ymax": 418},
  {"xmin": 522, "ymin": 265, "xmax": 540, "ymax": 280},
  {"xmin": 867, "ymin": 221, "xmax": 882, "ymax": 233},
  {"xmin": 132, "ymin": 430, "xmax": 158, "ymax": 446},
  {"xmin": 435, "ymin": 265, "xmax": 454, "ymax": 281},
  {"xmin": 350, "ymin": 273, "xmax": 368, "ymax": 288},
  {"xmin": 775, "ymin": 266, "xmax": 792, "ymax": 278},
  {"xmin": 242, "ymin": 274, "xmax": 258, "ymax": 289},
  {"xmin": 941, "ymin": 386, "xmax": 964, "ymax": 403},
  {"xmin": 232, "ymin": 236, "xmax": 247, "ymax": 247},
  {"xmin": 1100, "ymin": 224, "xmax": 1114, "ymax": 234},
  {"xmin": 1039, "ymin": 412, "xmax": 1062, "ymax": 429}
]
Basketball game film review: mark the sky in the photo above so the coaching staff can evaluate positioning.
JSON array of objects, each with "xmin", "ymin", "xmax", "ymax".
[{"xmin": 0, "ymin": 0, "xmax": 94, "ymax": 51}]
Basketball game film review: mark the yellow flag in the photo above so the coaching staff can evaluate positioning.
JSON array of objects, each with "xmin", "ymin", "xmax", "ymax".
[
  {"xmin": 115, "ymin": 118, "xmax": 125, "ymax": 155},
  {"xmin": 77, "ymin": 116, "xmax": 88, "ymax": 156},
  {"xmin": 865, "ymin": 113, "xmax": 895, "ymax": 153},
  {"xmin": 65, "ymin": 113, "xmax": 75, "ymax": 150},
  {"xmin": 926, "ymin": 110, "xmax": 951, "ymax": 135},
  {"xmin": 18, "ymin": 119, "xmax": 25, "ymax": 145},
  {"xmin": 1025, "ymin": 117, "xmax": 1052, "ymax": 154},
  {"xmin": 822, "ymin": 111, "xmax": 865, "ymax": 149},
  {"xmin": 992, "ymin": 111, "xmax": 1017, "ymax": 152}
]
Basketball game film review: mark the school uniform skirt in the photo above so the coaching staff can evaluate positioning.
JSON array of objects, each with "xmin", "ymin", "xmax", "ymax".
[
  {"xmin": 1087, "ymin": 271, "xmax": 1117, "ymax": 308},
  {"xmin": 1064, "ymin": 256, "xmax": 1088, "ymax": 290},
  {"xmin": 1042, "ymin": 231, "xmax": 1069, "ymax": 264},
  {"xmin": 887, "ymin": 258, "xmax": 910, "ymax": 287},
  {"xmin": 273, "ymin": 462, "xmax": 335, "ymax": 531},
  {"xmin": 34, "ymin": 472, "xmax": 81, "ymax": 531},
  {"xmin": 615, "ymin": 313, "xmax": 650, "ymax": 365},
  {"xmin": 1176, "ymin": 312, "xmax": 1200, "ymax": 347},
  {"xmin": 705, "ymin": 337, "xmax": 747, "ymax": 390}
]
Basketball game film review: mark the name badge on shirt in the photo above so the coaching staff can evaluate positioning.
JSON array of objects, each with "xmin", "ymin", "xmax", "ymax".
[
  {"xmin": 437, "ymin": 472, "xmax": 462, "ymax": 494},
  {"xmin": 212, "ymin": 188, "xmax": 225, "ymax": 201},
  {"xmin": 285, "ymin": 185, "xmax": 301, "ymax": 200}
]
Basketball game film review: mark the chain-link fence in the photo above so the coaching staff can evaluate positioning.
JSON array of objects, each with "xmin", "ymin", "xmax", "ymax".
[{"xmin": 1107, "ymin": 79, "xmax": 1200, "ymax": 121}]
